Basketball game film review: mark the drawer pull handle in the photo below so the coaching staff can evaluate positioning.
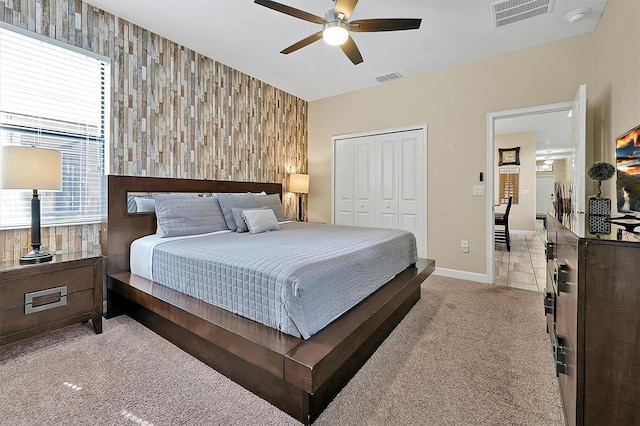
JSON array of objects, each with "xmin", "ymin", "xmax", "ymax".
[
  {"xmin": 556, "ymin": 263, "xmax": 569, "ymax": 293},
  {"xmin": 554, "ymin": 335, "xmax": 568, "ymax": 377},
  {"xmin": 545, "ymin": 242, "xmax": 555, "ymax": 260},
  {"xmin": 24, "ymin": 286, "xmax": 67, "ymax": 315},
  {"xmin": 544, "ymin": 292, "xmax": 554, "ymax": 315}
]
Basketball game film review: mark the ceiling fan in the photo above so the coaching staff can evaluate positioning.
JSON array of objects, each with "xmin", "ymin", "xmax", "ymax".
[{"xmin": 254, "ymin": 0, "xmax": 422, "ymax": 65}]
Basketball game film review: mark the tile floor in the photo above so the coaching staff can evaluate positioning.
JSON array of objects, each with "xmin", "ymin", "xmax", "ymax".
[{"xmin": 494, "ymin": 220, "xmax": 547, "ymax": 292}]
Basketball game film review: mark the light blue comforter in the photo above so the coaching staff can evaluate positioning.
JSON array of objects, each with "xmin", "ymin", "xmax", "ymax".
[{"xmin": 151, "ymin": 222, "xmax": 417, "ymax": 339}]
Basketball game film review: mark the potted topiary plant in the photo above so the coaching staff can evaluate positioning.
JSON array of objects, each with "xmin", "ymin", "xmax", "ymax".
[
  {"xmin": 586, "ymin": 161, "xmax": 616, "ymax": 234},
  {"xmin": 587, "ymin": 161, "xmax": 616, "ymax": 198}
]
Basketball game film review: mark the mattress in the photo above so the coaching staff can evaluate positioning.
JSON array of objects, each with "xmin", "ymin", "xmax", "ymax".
[{"xmin": 130, "ymin": 222, "xmax": 418, "ymax": 339}]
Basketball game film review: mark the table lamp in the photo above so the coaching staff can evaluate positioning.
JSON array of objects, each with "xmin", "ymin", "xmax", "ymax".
[
  {"xmin": 1, "ymin": 145, "xmax": 62, "ymax": 264},
  {"xmin": 288, "ymin": 173, "xmax": 309, "ymax": 222}
]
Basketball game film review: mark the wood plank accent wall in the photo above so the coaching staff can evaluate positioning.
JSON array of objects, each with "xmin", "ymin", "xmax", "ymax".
[{"xmin": 0, "ymin": 0, "xmax": 308, "ymax": 262}]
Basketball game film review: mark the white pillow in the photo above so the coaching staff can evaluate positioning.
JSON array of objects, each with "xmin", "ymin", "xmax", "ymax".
[
  {"xmin": 134, "ymin": 196, "xmax": 156, "ymax": 213},
  {"xmin": 242, "ymin": 209, "xmax": 280, "ymax": 234}
]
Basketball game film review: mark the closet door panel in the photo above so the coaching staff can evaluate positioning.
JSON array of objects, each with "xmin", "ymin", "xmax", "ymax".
[
  {"xmin": 332, "ymin": 128, "xmax": 426, "ymax": 258},
  {"xmin": 377, "ymin": 135, "xmax": 399, "ymax": 228},
  {"xmin": 334, "ymin": 139, "xmax": 354, "ymax": 226},
  {"xmin": 399, "ymin": 214, "xmax": 418, "ymax": 239},
  {"xmin": 398, "ymin": 131, "xmax": 426, "ymax": 257},
  {"xmin": 353, "ymin": 137, "xmax": 375, "ymax": 228}
]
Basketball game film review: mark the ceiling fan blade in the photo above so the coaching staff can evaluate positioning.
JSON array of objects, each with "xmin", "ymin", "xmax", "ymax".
[
  {"xmin": 280, "ymin": 32, "xmax": 323, "ymax": 54},
  {"xmin": 254, "ymin": 0, "xmax": 325, "ymax": 25},
  {"xmin": 349, "ymin": 18, "xmax": 422, "ymax": 32},
  {"xmin": 334, "ymin": 0, "xmax": 358, "ymax": 20},
  {"xmin": 340, "ymin": 36, "xmax": 363, "ymax": 65}
]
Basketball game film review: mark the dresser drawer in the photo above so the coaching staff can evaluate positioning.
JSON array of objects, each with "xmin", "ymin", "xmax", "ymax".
[
  {"xmin": 0, "ymin": 288, "xmax": 96, "ymax": 338},
  {"xmin": 0, "ymin": 265, "xmax": 94, "ymax": 309}
]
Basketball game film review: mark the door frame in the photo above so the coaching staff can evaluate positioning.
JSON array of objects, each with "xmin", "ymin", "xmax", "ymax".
[{"xmin": 486, "ymin": 102, "xmax": 572, "ymax": 284}]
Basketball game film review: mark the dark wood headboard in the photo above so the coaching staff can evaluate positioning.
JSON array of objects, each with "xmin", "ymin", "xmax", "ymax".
[{"xmin": 104, "ymin": 175, "xmax": 283, "ymax": 275}]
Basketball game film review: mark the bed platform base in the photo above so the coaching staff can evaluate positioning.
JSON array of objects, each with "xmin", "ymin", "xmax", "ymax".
[
  {"xmin": 108, "ymin": 259, "xmax": 433, "ymax": 424},
  {"xmin": 104, "ymin": 175, "xmax": 435, "ymax": 424}
]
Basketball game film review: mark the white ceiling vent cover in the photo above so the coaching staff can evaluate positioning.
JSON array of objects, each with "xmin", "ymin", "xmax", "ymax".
[
  {"xmin": 492, "ymin": 0, "xmax": 553, "ymax": 28},
  {"xmin": 375, "ymin": 72, "xmax": 403, "ymax": 84}
]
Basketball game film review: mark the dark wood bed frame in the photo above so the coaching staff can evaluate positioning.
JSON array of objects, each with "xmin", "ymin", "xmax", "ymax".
[{"xmin": 104, "ymin": 175, "xmax": 435, "ymax": 425}]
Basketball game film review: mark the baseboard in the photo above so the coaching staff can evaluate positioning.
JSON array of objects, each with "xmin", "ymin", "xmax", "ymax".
[{"xmin": 432, "ymin": 267, "xmax": 490, "ymax": 284}]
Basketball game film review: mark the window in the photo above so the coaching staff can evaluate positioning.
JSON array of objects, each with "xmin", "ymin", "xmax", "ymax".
[
  {"xmin": 499, "ymin": 167, "xmax": 519, "ymax": 205},
  {"xmin": 0, "ymin": 24, "xmax": 110, "ymax": 229}
]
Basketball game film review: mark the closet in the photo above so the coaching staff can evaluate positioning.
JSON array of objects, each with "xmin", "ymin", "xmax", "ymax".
[{"xmin": 333, "ymin": 128, "xmax": 426, "ymax": 257}]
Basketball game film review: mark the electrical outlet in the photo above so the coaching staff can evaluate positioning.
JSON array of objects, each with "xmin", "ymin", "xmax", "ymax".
[{"xmin": 461, "ymin": 240, "xmax": 469, "ymax": 253}]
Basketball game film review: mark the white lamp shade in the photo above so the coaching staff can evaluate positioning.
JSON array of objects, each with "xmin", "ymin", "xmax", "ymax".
[
  {"xmin": 1, "ymin": 146, "xmax": 62, "ymax": 191},
  {"xmin": 288, "ymin": 173, "xmax": 309, "ymax": 194}
]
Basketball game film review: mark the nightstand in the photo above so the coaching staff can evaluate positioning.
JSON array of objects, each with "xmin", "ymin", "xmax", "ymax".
[{"xmin": 0, "ymin": 252, "xmax": 103, "ymax": 345}]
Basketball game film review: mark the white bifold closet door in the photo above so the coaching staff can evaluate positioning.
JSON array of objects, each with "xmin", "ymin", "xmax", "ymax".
[{"xmin": 333, "ymin": 128, "xmax": 426, "ymax": 258}]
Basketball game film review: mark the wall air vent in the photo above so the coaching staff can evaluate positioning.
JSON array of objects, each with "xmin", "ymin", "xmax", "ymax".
[
  {"xmin": 492, "ymin": 0, "xmax": 553, "ymax": 28},
  {"xmin": 375, "ymin": 72, "xmax": 403, "ymax": 84}
]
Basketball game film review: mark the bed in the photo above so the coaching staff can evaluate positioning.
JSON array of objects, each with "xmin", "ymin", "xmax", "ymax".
[{"xmin": 104, "ymin": 175, "xmax": 435, "ymax": 425}]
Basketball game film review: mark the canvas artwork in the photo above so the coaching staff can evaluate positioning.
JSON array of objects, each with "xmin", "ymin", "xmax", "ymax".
[{"xmin": 616, "ymin": 125, "xmax": 640, "ymax": 213}]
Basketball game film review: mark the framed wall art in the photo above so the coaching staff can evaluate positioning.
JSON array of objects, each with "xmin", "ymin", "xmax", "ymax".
[{"xmin": 498, "ymin": 147, "xmax": 520, "ymax": 166}]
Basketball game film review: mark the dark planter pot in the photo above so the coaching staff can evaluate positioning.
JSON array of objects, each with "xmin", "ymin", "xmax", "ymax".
[{"xmin": 588, "ymin": 198, "xmax": 611, "ymax": 235}]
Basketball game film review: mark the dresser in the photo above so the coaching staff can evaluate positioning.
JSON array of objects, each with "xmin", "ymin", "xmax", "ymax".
[
  {"xmin": 545, "ymin": 214, "xmax": 640, "ymax": 425},
  {"xmin": 0, "ymin": 252, "xmax": 103, "ymax": 345}
]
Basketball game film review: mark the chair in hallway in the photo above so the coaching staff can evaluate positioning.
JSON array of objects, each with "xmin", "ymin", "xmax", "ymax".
[{"xmin": 495, "ymin": 196, "xmax": 513, "ymax": 251}]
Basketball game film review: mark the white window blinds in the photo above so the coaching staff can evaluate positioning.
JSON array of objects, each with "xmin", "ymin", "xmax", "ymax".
[{"xmin": 0, "ymin": 25, "xmax": 110, "ymax": 228}]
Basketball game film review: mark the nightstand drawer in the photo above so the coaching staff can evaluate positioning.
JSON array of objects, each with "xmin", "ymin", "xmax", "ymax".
[
  {"xmin": 0, "ymin": 254, "xmax": 102, "ymax": 345},
  {"xmin": 0, "ymin": 288, "xmax": 95, "ymax": 337},
  {"xmin": 0, "ymin": 265, "xmax": 94, "ymax": 309}
]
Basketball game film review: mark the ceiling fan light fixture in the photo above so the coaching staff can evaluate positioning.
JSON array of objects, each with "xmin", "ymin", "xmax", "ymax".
[
  {"xmin": 543, "ymin": 151, "xmax": 554, "ymax": 164},
  {"xmin": 323, "ymin": 21, "xmax": 349, "ymax": 46}
]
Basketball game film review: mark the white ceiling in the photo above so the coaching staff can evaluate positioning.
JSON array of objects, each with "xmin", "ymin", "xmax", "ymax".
[{"xmin": 83, "ymin": 0, "xmax": 608, "ymax": 102}]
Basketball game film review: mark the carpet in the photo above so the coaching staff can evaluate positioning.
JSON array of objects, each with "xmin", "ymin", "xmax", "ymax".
[{"xmin": 0, "ymin": 275, "xmax": 563, "ymax": 425}]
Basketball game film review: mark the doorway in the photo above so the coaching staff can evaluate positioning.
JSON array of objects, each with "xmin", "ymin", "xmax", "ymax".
[
  {"xmin": 536, "ymin": 176, "xmax": 555, "ymax": 216},
  {"xmin": 486, "ymin": 85, "xmax": 586, "ymax": 286}
]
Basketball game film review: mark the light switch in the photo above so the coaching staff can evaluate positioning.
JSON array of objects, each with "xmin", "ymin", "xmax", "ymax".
[{"xmin": 473, "ymin": 185, "xmax": 485, "ymax": 196}]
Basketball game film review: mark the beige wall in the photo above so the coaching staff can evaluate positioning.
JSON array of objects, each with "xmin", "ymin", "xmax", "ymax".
[
  {"xmin": 309, "ymin": 35, "xmax": 594, "ymax": 275},
  {"xmin": 495, "ymin": 133, "xmax": 536, "ymax": 232},
  {"xmin": 310, "ymin": 0, "xmax": 640, "ymax": 277},
  {"xmin": 591, "ymin": 0, "xmax": 640, "ymax": 204}
]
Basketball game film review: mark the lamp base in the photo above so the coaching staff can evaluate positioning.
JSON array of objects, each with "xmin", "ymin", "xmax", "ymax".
[
  {"xmin": 20, "ymin": 247, "xmax": 53, "ymax": 265},
  {"xmin": 297, "ymin": 194, "xmax": 304, "ymax": 222}
]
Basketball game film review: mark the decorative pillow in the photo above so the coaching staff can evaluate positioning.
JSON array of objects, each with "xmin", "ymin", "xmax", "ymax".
[
  {"xmin": 134, "ymin": 196, "xmax": 156, "ymax": 213},
  {"xmin": 216, "ymin": 193, "xmax": 258, "ymax": 231},
  {"xmin": 253, "ymin": 193, "xmax": 288, "ymax": 222},
  {"xmin": 242, "ymin": 209, "xmax": 280, "ymax": 234},
  {"xmin": 153, "ymin": 194, "xmax": 227, "ymax": 237},
  {"xmin": 231, "ymin": 206, "xmax": 270, "ymax": 233}
]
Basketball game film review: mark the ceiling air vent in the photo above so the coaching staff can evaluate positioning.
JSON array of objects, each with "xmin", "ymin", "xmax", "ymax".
[
  {"xmin": 375, "ymin": 72, "xmax": 402, "ymax": 84},
  {"xmin": 492, "ymin": 0, "xmax": 553, "ymax": 28}
]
